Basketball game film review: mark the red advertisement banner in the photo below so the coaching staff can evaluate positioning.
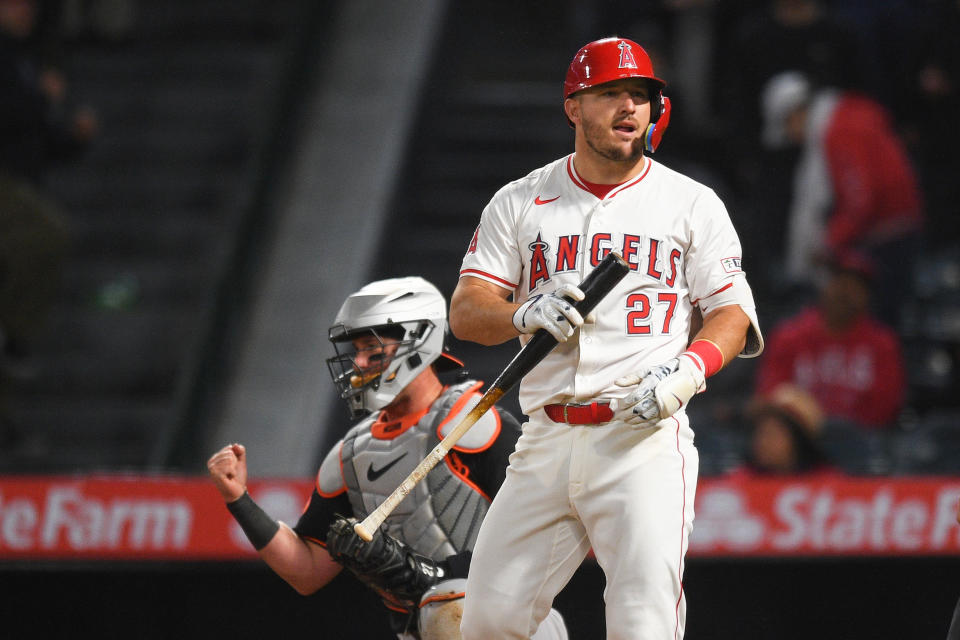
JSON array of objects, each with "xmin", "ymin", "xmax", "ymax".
[
  {"xmin": 690, "ymin": 473, "xmax": 960, "ymax": 557},
  {"xmin": 0, "ymin": 474, "xmax": 958, "ymax": 560},
  {"xmin": 0, "ymin": 475, "xmax": 314, "ymax": 560}
]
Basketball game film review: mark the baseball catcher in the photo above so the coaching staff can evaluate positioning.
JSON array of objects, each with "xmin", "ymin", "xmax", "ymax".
[{"xmin": 208, "ymin": 277, "xmax": 568, "ymax": 639}]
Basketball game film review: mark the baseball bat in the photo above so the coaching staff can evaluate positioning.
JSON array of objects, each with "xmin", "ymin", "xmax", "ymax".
[{"xmin": 354, "ymin": 251, "xmax": 631, "ymax": 541}]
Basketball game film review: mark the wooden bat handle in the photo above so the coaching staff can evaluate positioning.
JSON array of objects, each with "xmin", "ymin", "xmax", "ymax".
[{"xmin": 353, "ymin": 251, "xmax": 630, "ymax": 541}]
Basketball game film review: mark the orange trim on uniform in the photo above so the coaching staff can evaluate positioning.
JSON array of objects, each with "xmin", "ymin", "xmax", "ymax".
[
  {"xmin": 316, "ymin": 441, "xmax": 347, "ymax": 498},
  {"xmin": 690, "ymin": 282, "xmax": 733, "ymax": 306},
  {"xmin": 435, "ymin": 381, "xmax": 501, "ymax": 453},
  {"xmin": 435, "ymin": 382, "xmax": 483, "ymax": 435},
  {"xmin": 444, "ymin": 452, "xmax": 492, "ymax": 502},
  {"xmin": 452, "ymin": 406, "xmax": 501, "ymax": 454},
  {"xmin": 459, "ymin": 268, "xmax": 517, "ymax": 290},
  {"xmin": 438, "ymin": 352, "xmax": 465, "ymax": 368},
  {"xmin": 302, "ymin": 535, "xmax": 325, "ymax": 548},
  {"xmin": 419, "ymin": 591, "xmax": 466, "ymax": 607},
  {"xmin": 371, "ymin": 404, "xmax": 432, "ymax": 440}
]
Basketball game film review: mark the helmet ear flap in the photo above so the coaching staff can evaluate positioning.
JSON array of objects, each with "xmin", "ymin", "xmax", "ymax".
[{"xmin": 644, "ymin": 94, "xmax": 671, "ymax": 153}]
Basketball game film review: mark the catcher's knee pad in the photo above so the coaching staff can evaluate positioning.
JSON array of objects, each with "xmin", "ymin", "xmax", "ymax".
[{"xmin": 418, "ymin": 578, "xmax": 466, "ymax": 640}]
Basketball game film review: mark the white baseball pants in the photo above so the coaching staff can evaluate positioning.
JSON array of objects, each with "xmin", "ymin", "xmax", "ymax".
[{"xmin": 461, "ymin": 413, "xmax": 698, "ymax": 640}]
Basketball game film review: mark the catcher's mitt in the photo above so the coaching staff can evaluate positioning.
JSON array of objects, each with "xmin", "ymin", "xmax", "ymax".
[{"xmin": 326, "ymin": 516, "xmax": 445, "ymax": 609}]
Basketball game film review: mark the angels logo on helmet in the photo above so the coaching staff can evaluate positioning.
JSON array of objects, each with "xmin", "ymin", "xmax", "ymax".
[{"xmin": 562, "ymin": 36, "xmax": 671, "ymax": 152}]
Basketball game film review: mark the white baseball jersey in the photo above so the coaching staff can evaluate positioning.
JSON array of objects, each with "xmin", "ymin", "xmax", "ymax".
[
  {"xmin": 460, "ymin": 154, "xmax": 763, "ymax": 415},
  {"xmin": 459, "ymin": 154, "xmax": 763, "ymax": 640}
]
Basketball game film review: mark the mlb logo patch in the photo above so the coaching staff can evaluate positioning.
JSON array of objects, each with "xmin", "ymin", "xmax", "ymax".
[{"xmin": 721, "ymin": 257, "xmax": 742, "ymax": 273}]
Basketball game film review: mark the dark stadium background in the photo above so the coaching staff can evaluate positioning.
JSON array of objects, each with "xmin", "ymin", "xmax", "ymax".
[{"xmin": 2, "ymin": 1, "xmax": 959, "ymax": 638}]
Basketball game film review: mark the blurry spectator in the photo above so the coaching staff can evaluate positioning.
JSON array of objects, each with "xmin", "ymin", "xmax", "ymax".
[
  {"xmin": 721, "ymin": 0, "xmax": 865, "ymax": 149},
  {"xmin": 898, "ymin": 0, "xmax": 960, "ymax": 250},
  {"xmin": 0, "ymin": 0, "xmax": 98, "ymax": 185},
  {"xmin": 0, "ymin": 0, "xmax": 97, "ymax": 443},
  {"xmin": 755, "ymin": 252, "xmax": 906, "ymax": 430},
  {"xmin": 760, "ymin": 70, "xmax": 924, "ymax": 329},
  {"xmin": 737, "ymin": 383, "xmax": 833, "ymax": 476},
  {"xmin": 710, "ymin": 1, "xmax": 867, "ymax": 299}
]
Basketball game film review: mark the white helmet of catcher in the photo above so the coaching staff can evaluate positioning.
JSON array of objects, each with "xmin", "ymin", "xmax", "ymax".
[{"xmin": 327, "ymin": 276, "xmax": 461, "ymax": 419}]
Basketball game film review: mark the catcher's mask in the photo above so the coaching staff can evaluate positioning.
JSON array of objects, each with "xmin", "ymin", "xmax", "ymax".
[
  {"xmin": 563, "ymin": 36, "xmax": 671, "ymax": 152},
  {"xmin": 326, "ymin": 277, "xmax": 461, "ymax": 419}
]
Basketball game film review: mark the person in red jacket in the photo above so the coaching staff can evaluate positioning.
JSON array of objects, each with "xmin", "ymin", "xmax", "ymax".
[
  {"xmin": 755, "ymin": 252, "xmax": 906, "ymax": 429},
  {"xmin": 760, "ymin": 70, "xmax": 924, "ymax": 330}
]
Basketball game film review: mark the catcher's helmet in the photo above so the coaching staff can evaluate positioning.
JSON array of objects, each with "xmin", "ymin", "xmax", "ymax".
[
  {"xmin": 563, "ymin": 36, "xmax": 671, "ymax": 152},
  {"xmin": 327, "ymin": 277, "xmax": 461, "ymax": 419}
]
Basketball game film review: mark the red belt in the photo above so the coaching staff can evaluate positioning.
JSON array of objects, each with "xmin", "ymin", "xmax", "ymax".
[{"xmin": 543, "ymin": 402, "xmax": 613, "ymax": 425}]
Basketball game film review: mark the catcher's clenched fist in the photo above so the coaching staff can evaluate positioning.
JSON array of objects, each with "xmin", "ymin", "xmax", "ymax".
[{"xmin": 207, "ymin": 443, "xmax": 248, "ymax": 502}]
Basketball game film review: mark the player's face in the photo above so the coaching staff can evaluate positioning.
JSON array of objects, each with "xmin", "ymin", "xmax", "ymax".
[
  {"xmin": 574, "ymin": 78, "xmax": 651, "ymax": 163},
  {"xmin": 351, "ymin": 333, "xmax": 400, "ymax": 375}
]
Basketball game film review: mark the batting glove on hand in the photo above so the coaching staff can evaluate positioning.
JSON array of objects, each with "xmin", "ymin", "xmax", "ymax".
[
  {"xmin": 512, "ymin": 284, "xmax": 585, "ymax": 342},
  {"xmin": 613, "ymin": 355, "xmax": 706, "ymax": 427}
]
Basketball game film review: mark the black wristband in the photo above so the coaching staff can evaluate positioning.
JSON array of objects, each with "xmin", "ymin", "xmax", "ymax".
[{"xmin": 226, "ymin": 492, "xmax": 280, "ymax": 550}]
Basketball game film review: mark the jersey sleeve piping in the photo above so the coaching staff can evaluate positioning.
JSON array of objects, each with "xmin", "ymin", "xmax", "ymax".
[
  {"xmin": 690, "ymin": 282, "xmax": 733, "ymax": 307},
  {"xmin": 459, "ymin": 268, "xmax": 518, "ymax": 290}
]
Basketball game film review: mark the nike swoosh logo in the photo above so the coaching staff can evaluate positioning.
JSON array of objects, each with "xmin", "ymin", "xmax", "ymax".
[
  {"xmin": 534, "ymin": 195, "xmax": 560, "ymax": 205},
  {"xmin": 366, "ymin": 452, "xmax": 408, "ymax": 481}
]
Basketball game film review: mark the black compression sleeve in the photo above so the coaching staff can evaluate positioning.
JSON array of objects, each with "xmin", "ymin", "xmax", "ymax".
[
  {"xmin": 293, "ymin": 488, "xmax": 353, "ymax": 544},
  {"xmin": 226, "ymin": 492, "xmax": 280, "ymax": 550}
]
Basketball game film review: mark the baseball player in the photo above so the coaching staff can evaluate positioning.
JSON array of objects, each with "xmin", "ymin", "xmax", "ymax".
[
  {"xmin": 207, "ymin": 277, "xmax": 567, "ymax": 640},
  {"xmin": 449, "ymin": 37, "xmax": 764, "ymax": 639}
]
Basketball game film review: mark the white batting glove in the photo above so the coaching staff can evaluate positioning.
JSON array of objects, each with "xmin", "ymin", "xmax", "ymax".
[
  {"xmin": 512, "ymin": 284, "xmax": 585, "ymax": 342},
  {"xmin": 613, "ymin": 355, "xmax": 706, "ymax": 427}
]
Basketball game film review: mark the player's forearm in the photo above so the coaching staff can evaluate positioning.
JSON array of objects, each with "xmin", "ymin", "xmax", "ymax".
[
  {"xmin": 449, "ymin": 278, "xmax": 519, "ymax": 345},
  {"xmin": 690, "ymin": 305, "xmax": 749, "ymax": 372},
  {"xmin": 258, "ymin": 523, "xmax": 342, "ymax": 595}
]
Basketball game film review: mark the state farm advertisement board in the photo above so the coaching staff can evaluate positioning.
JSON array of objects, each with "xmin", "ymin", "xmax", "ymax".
[
  {"xmin": 0, "ymin": 475, "xmax": 314, "ymax": 560},
  {"xmin": 1, "ymin": 474, "xmax": 959, "ymax": 560},
  {"xmin": 689, "ymin": 474, "xmax": 960, "ymax": 557}
]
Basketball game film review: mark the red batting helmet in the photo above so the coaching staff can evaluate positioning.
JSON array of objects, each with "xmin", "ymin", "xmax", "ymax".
[
  {"xmin": 563, "ymin": 37, "xmax": 671, "ymax": 152},
  {"xmin": 564, "ymin": 37, "xmax": 666, "ymax": 100}
]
